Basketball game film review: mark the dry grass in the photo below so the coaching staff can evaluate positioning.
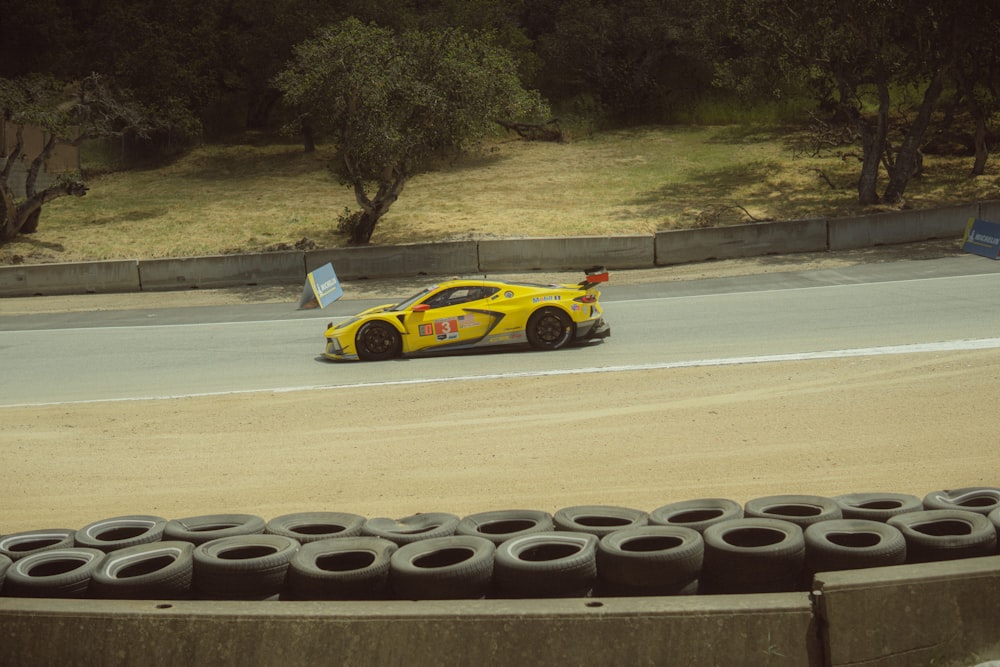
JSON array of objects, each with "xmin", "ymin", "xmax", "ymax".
[{"xmin": 5, "ymin": 125, "xmax": 999, "ymax": 264}]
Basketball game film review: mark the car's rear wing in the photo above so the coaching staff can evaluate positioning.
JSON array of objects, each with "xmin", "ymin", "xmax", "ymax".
[{"xmin": 578, "ymin": 266, "xmax": 609, "ymax": 289}]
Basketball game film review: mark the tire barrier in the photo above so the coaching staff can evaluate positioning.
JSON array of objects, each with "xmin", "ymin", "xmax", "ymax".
[
  {"xmin": 833, "ymin": 492, "xmax": 923, "ymax": 522},
  {"xmin": 2, "ymin": 548, "xmax": 105, "ymax": 598},
  {"xmin": 390, "ymin": 536, "xmax": 495, "ymax": 600},
  {"xmin": 803, "ymin": 519, "xmax": 907, "ymax": 578},
  {"xmin": 923, "ymin": 487, "xmax": 1000, "ymax": 515},
  {"xmin": 887, "ymin": 509, "xmax": 997, "ymax": 563},
  {"xmin": 1, "ymin": 488, "xmax": 998, "ymax": 601},
  {"xmin": 163, "ymin": 514, "xmax": 266, "ymax": 545},
  {"xmin": 553, "ymin": 505, "xmax": 648, "ymax": 537},
  {"xmin": 648, "ymin": 498, "xmax": 743, "ymax": 533},
  {"xmin": 361, "ymin": 513, "xmax": 460, "ymax": 545},
  {"xmin": 455, "ymin": 509, "xmax": 554, "ymax": 544},
  {"xmin": 493, "ymin": 532, "xmax": 599, "ymax": 598},
  {"xmin": 90, "ymin": 541, "xmax": 194, "ymax": 600},
  {"xmin": 192, "ymin": 534, "xmax": 298, "ymax": 600},
  {"xmin": 265, "ymin": 512, "xmax": 366, "ymax": 543},
  {"xmin": 74, "ymin": 515, "xmax": 167, "ymax": 553},
  {"xmin": 0, "ymin": 528, "xmax": 76, "ymax": 561},
  {"xmin": 743, "ymin": 494, "xmax": 843, "ymax": 528},
  {"xmin": 286, "ymin": 537, "xmax": 396, "ymax": 601},
  {"xmin": 596, "ymin": 526, "xmax": 702, "ymax": 596},
  {"xmin": 700, "ymin": 518, "xmax": 806, "ymax": 594}
]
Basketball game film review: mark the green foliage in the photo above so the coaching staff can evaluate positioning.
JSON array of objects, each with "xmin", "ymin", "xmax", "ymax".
[{"xmin": 276, "ymin": 18, "xmax": 547, "ymax": 242}]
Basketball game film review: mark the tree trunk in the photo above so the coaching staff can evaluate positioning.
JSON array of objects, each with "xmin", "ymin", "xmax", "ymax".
[
  {"xmin": 838, "ymin": 74, "xmax": 888, "ymax": 206},
  {"xmin": 883, "ymin": 68, "xmax": 946, "ymax": 204},
  {"xmin": 972, "ymin": 109, "xmax": 988, "ymax": 176},
  {"xmin": 348, "ymin": 166, "xmax": 408, "ymax": 245}
]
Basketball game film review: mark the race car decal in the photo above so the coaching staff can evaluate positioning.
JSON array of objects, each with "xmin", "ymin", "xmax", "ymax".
[
  {"xmin": 418, "ymin": 323, "xmax": 435, "ymax": 337},
  {"xmin": 532, "ymin": 295, "xmax": 561, "ymax": 303},
  {"xmin": 434, "ymin": 318, "xmax": 460, "ymax": 340}
]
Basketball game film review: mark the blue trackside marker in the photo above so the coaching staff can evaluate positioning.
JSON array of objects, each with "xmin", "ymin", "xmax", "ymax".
[{"xmin": 962, "ymin": 218, "xmax": 1000, "ymax": 259}]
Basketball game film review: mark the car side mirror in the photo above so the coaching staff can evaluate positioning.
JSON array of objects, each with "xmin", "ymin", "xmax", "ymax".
[{"xmin": 412, "ymin": 304, "xmax": 430, "ymax": 312}]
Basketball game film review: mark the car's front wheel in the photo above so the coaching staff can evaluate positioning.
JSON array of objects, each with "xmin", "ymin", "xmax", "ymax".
[
  {"xmin": 526, "ymin": 307, "xmax": 573, "ymax": 350},
  {"xmin": 356, "ymin": 321, "xmax": 401, "ymax": 361}
]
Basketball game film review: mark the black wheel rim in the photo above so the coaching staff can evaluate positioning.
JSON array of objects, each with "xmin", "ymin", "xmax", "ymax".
[
  {"xmin": 535, "ymin": 314, "xmax": 566, "ymax": 344},
  {"xmin": 362, "ymin": 326, "xmax": 394, "ymax": 355}
]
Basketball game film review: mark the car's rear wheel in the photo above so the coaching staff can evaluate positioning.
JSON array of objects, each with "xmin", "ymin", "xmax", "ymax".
[
  {"xmin": 526, "ymin": 307, "xmax": 573, "ymax": 350},
  {"xmin": 356, "ymin": 321, "xmax": 401, "ymax": 361}
]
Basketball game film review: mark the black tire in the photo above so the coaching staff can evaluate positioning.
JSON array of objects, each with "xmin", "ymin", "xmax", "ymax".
[
  {"xmin": 355, "ymin": 321, "xmax": 401, "ymax": 361},
  {"xmin": 455, "ymin": 509, "xmax": 554, "ymax": 545},
  {"xmin": 525, "ymin": 307, "xmax": 574, "ymax": 350},
  {"xmin": 90, "ymin": 541, "xmax": 194, "ymax": 600},
  {"xmin": 2, "ymin": 547, "xmax": 105, "ymax": 598},
  {"xmin": 0, "ymin": 528, "xmax": 76, "ymax": 561},
  {"xmin": 804, "ymin": 519, "xmax": 907, "ymax": 576},
  {"xmin": 362, "ymin": 513, "xmax": 459, "ymax": 546},
  {"xmin": 922, "ymin": 487, "xmax": 1000, "ymax": 516},
  {"xmin": 833, "ymin": 492, "xmax": 923, "ymax": 522},
  {"xmin": 648, "ymin": 498, "xmax": 743, "ymax": 533},
  {"xmin": 597, "ymin": 526, "xmax": 703, "ymax": 596},
  {"xmin": 701, "ymin": 518, "xmax": 805, "ymax": 594},
  {"xmin": 193, "ymin": 534, "xmax": 299, "ymax": 600},
  {"xmin": 74, "ymin": 515, "xmax": 167, "ymax": 553},
  {"xmin": 553, "ymin": 505, "xmax": 648, "ymax": 537},
  {"xmin": 744, "ymin": 494, "xmax": 842, "ymax": 528},
  {"xmin": 0, "ymin": 554, "xmax": 11, "ymax": 591},
  {"xmin": 163, "ymin": 514, "xmax": 266, "ymax": 546},
  {"xmin": 266, "ymin": 512, "xmax": 366, "ymax": 543},
  {"xmin": 887, "ymin": 509, "xmax": 997, "ymax": 563},
  {"xmin": 390, "ymin": 536, "xmax": 495, "ymax": 600},
  {"xmin": 493, "ymin": 531, "xmax": 599, "ymax": 598},
  {"xmin": 286, "ymin": 537, "xmax": 397, "ymax": 600}
]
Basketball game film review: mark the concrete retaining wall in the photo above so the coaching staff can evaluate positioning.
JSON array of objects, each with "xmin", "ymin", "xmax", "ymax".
[
  {"xmin": 138, "ymin": 252, "xmax": 306, "ymax": 291},
  {"xmin": 3, "ymin": 201, "xmax": 999, "ymax": 297},
  {"xmin": 306, "ymin": 241, "xmax": 478, "ymax": 280},
  {"xmin": 0, "ymin": 259, "xmax": 140, "ymax": 297},
  {"xmin": 827, "ymin": 204, "xmax": 978, "ymax": 251},
  {"xmin": 478, "ymin": 236, "xmax": 654, "ymax": 272},
  {"xmin": 655, "ymin": 218, "xmax": 828, "ymax": 265},
  {"xmin": 816, "ymin": 555, "xmax": 1000, "ymax": 667},
  {"xmin": 2, "ymin": 557, "xmax": 998, "ymax": 666}
]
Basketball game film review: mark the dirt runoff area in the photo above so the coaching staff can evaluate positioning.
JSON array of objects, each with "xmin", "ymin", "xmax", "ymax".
[{"xmin": 3, "ymin": 240, "xmax": 999, "ymax": 533}]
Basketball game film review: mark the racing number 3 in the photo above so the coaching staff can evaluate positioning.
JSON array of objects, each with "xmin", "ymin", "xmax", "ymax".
[{"xmin": 435, "ymin": 318, "xmax": 459, "ymax": 338}]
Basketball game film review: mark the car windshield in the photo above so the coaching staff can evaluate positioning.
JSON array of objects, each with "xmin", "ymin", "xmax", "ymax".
[{"xmin": 389, "ymin": 285, "xmax": 438, "ymax": 311}]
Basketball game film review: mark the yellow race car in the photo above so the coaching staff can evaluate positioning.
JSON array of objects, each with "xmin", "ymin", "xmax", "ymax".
[{"xmin": 323, "ymin": 268, "xmax": 610, "ymax": 361}]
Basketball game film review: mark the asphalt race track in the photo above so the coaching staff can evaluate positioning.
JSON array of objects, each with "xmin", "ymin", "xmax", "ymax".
[{"xmin": 3, "ymin": 254, "xmax": 1000, "ymax": 408}]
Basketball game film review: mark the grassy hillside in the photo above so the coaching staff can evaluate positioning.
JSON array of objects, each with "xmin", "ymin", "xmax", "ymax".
[{"xmin": 5, "ymin": 126, "xmax": 998, "ymax": 264}]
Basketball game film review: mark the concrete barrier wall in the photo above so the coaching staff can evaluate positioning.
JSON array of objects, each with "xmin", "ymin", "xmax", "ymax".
[
  {"xmin": 2, "ymin": 557, "xmax": 999, "ymax": 666},
  {"xmin": 0, "ymin": 259, "xmax": 140, "ymax": 297},
  {"xmin": 816, "ymin": 555, "xmax": 1000, "ymax": 667},
  {"xmin": 306, "ymin": 241, "xmax": 478, "ymax": 280},
  {"xmin": 138, "ymin": 252, "xmax": 305, "ymax": 291},
  {"xmin": 0, "ymin": 594, "xmax": 819, "ymax": 666},
  {"xmin": 978, "ymin": 199, "xmax": 1000, "ymax": 223},
  {"xmin": 478, "ymin": 236, "xmax": 654, "ymax": 272},
  {"xmin": 2, "ymin": 202, "xmax": 991, "ymax": 298},
  {"xmin": 827, "ymin": 204, "xmax": 978, "ymax": 250},
  {"xmin": 655, "ymin": 218, "xmax": 828, "ymax": 265}
]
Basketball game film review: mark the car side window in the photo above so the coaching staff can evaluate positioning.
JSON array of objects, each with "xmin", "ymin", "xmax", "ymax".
[{"xmin": 422, "ymin": 286, "xmax": 499, "ymax": 309}]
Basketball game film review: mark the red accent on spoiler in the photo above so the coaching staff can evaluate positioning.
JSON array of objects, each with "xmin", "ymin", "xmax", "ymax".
[{"xmin": 587, "ymin": 271, "xmax": 609, "ymax": 283}]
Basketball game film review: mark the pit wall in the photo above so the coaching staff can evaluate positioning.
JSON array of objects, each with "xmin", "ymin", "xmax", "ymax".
[
  {"xmin": 2, "ymin": 201, "xmax": 997, "ymax": 297},
  {"xmin": 1, "ymin": 556, "xmax": 998, "ymax": 667}
]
